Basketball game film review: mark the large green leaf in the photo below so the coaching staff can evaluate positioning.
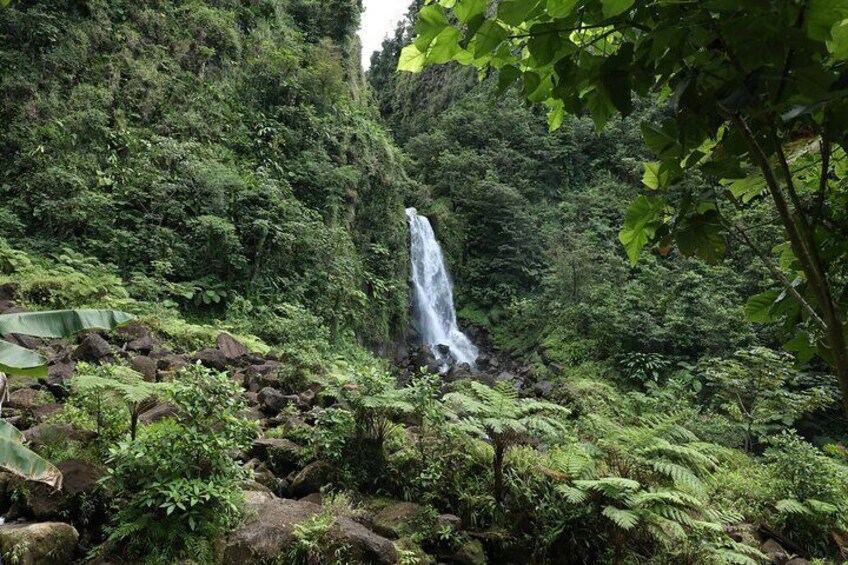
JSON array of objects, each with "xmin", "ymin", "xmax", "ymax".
[
  {"xmin": 0, "ymin": 309, "xmax": 134, "ymax": 339},
  {"xmin": 398, "ymin": 44, "xmax": 427, "ymax": 72},
  {"xmin": 454, "ymin": 0, "xmax": 487, "ymax": 24},
  {"xmin": 471, "ymin": 20, "xmax": 508, "ymax": 58},
  {"xmin": 601, "ymin": 0, "xmax": 635, "ymax": 18},
  {"xmin": 546, "ymin": 0, "xmax": 579, "ymax": 19},
  {"xmin": 806, "ymin": 0, "xmax": 848, "ymax": 41},
  {"xmin": 0, "ymin": 341, "xmax": 48, "ymax": 378},
  {"xmin": 0, "ymin": 421, "xmax": 62, "ymax": 489},
  {"xmin": 498, "ymin": 0, "xmax": 542, "ymax": 26},
  {"xmin": 744, "ymin": 290, "xmax": 780, "ymax": 323},
  {"xmin": 619, "ymin": 195, "xmax": 666, "ymax": 265},
  {"xmin": 413, "ymin": 4, "xmax": 450, "ymax": 51}
]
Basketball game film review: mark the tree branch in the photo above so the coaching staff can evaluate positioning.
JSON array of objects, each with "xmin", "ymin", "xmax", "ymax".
[{"xmin": 726, "ymin": 221, "xmax": 826, "ymax": 331}]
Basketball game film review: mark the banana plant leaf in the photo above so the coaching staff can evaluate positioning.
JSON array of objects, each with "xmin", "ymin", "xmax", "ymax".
[
  {"xmin": 0, "ymin": 309, "xmax": 135, "ymax": 338},
  {"xmin": 0, "ymin": 420, "xmax": 61, "ymax": 489},
  {"xmin": 0, "ymin": 341, "xmax": 49, "ymax": 378},
  {"xmin": 0, "ymin": 309, "xmax": 134, "ymax": 376}
]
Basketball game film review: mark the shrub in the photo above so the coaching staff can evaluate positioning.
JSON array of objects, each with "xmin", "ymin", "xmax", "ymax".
[
  {"xmin": 764, "ymin": 431, "xmax": 848, "ymax": 557},
  {"xmin": 105, "ymin": 364, "xmax": 258, "ymax": 563}
]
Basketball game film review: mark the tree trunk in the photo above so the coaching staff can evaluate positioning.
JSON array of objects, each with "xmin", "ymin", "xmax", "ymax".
[
  {"xmin": 131, "ymin": 411, "xmax": 139, "ymax": 441},
  {"xmin": 732, "ymin": 115, "xmax": 848, "ymax": 418},
  {"xmin": 493, "ymin": 441, "xmax": 505, "ymax": 505}
]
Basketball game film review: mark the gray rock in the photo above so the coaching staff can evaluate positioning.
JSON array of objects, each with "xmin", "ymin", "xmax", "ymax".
[
  {"xmin": 27, "ymin": 459, "xmax": 104, "ymax": 519},
  {"xmin": 0, "ymin": 282, "xmax": 19, "ymax": 301},
  {"xmin": 31, "ymin": 403, "xmax": 63, "ymax": 422},
  {"xmin": 222, "ymin": 494, "xmax": 321, "ymax": 563},
  {"xmin": 115, "ymin": 321, "xmax": 150, "ymax": 339},
  {"xmin": 258, "ymin": 387, "xmax": 291, "ymax": 414},
  {"xmin": 251, "ymin": 438, "xmax": 303, "ymax": 473},
  {"xmin": 139, "ymin": 402, "xmax": 178, "ymax": 424},
  {"xmin": 495, "ymin": 371, "xmax": 516, "ymax": 383},
  {"xmin": 533, "ymin": 381, "xmax": 555, "ymax": 398},
  {"xmin": 45, "ymin": 361, "xmax": 75, "ymax": 397},
  {"xmin": 72, "ymin": 334, "xmax": 112, "ymax": 362},
  {"xmin": 289, "ymin": 460, "xmax": 336, "ymax": 497},
  {"xmin": 244, "ymin": 362, "xmax": 284, "ymax": 390},
  {"xmin": 372, "ymin": 501, "xmax": 427, "ymax": 539},
  {"xmin": 23, "ymin": 424, "xmax": 96, "ymax": 447},
  {"xmin": 223, "ymin": 493, "xmax": 397, "ymax": 565},
  {"xmin": 193, "ymin": 348, "xmax": 227, "ymax": 371},
  {"xmin": 216, "ymin": 333, "xmax": 249, "ymax": 362},
  {"xmin": 5, "ymin": 333, "xmax": 42, "ymax": 350},
  {"xmin": 436, "ymin": 513, "xmax": 461, "ymax": 532},
  {"xmin": 125, "ymin": 335, "xmax": 156, "ymax": 354},
  {"xmin": 131, "ymin": 355, "xmax": 158, "ymax": 382},
  {"xmin": 411, "ymin": 346, "xmax": 441, "ymax": 374},
  {"xmin": 452, "ymin": 539, "xmax": 486, "ymax": 565},
  {"xmin": 155, "ymin": 353, "xmax": 189, "ymax": 376},
  {"xmin": 0, "ymin": 522, "xmax": 79, "ymax": 565},
  {"xmin": 7, "ymin": 388, "xmax": 48, "ymax": 411},
  {"xmin": 762, "ymin": 539, "xmax": 789, "ymax": 565}
]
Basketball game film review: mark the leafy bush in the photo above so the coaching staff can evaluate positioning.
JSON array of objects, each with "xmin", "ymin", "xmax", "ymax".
[
  {"xmin": 702, "ymin": 348, "xmax": 835, "ymax": 452},
  {"xmin": 764, "ymin": 432, "xmax": 848, "ymax": 556},
  {"xmin": 105, "ymin": 364, "xmax": 257, "ymax": 563}
]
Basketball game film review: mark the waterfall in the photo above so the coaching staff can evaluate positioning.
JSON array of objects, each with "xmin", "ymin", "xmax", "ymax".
[{"xmin": 406, "ymin": 207, "xmax": 478, "ymax": 370}]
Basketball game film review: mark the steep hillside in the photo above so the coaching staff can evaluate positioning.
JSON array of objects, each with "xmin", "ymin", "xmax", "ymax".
[{"xmin": 0, "ymin": 0, "xmax": 410, "ymax": 348}]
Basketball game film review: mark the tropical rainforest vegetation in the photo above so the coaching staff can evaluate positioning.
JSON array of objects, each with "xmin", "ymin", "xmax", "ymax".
[{"xmin": 0, "ymin": 0, "xmax": 845, "ymax": 564}]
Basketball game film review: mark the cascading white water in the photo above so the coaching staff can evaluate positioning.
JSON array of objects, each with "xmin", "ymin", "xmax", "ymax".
[{"xmin": 406, "ymin": 207, "xmax": 478, "ymax": 370}]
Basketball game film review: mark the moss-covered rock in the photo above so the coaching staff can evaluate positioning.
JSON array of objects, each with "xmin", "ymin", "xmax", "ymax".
[
  {"xmin": 0, "ymin": 522, "xmax": 79, "ymax": 565},
  {"xmin": 371, "ymin": 500, "xmax": 429, "ymax": 539}
]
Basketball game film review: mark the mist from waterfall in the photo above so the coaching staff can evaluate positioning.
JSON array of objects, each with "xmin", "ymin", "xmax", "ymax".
[{"xmin": 406, "ymin": 207, "xmax": 478, "ymax": 369}]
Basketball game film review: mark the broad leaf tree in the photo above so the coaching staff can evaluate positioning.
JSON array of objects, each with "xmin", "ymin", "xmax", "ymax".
[{"xmin": 400, "ymin": 0, "xmax": 848, "ymax": 414}]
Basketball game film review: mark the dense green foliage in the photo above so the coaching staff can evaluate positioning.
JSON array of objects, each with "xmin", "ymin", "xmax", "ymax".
[
  {"xmin": 106, "ymin": 364, "xmax": 257, "ymax": 563},
  {"xmin": 0, "ymin": 0, "xmax": 847, "ymax": 564},
  {"xmin": 0, "ymin": 0, "xmax": 409, "ymax": 347},
  {"xmin": 398, "ymin": 0, "xmax": 848, "ymax": 414}
]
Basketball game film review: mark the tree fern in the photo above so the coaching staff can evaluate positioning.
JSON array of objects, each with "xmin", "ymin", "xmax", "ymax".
[
  {"xmin": 72, "ymin": 363, "xmax": 164, "ymax": 440},
  {"xmin": 543, "ymin": 413, "xmax": 761, "ymax": 563},
  {"xmin": 444, "ymin": 381, "xmax": 570, "ymax": 504}
]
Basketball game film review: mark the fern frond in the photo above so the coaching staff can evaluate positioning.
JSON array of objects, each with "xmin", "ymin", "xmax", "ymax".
[{"xmin": 602, "ymin": 506, "xmax": 640, "ymax": 530}]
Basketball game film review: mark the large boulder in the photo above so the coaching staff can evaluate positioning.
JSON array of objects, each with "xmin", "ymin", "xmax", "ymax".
[
  {"xmin": 23, "ymin": 424, "xmax": 96, "ymax": 448},
  {"xmin": 27, "ymin": 460, "xmax": 105, "ymax": 519},
  {"xmin": 289, "ymin": 460, "xmax": 336, "ymax": 497},
  {"xmin": 130, "ymin": 355, "xmax": 158, "ymax": 382},
  {"xmin": 71, "ymin": 334, "xmax": 112, "ymax": 362},
  {"xmin": 243, "ymin": 362, "xmax": 284, "ymax": 391},
  {"xmin": 45, "ymin": 361, "xmax": 75, "ymax": 398},
  {"xmin": 452, "ymin": 539, "xmax": 487, "ymax": 565},
  {"xmin": 193, "ymin": 348, "xmax": 227, "ymax": 371},
  {"xmin": 0, "ymin": 522, "xmax": 79, "ymax": 564},
  {"xmin": 222, "ymin": 493, "xmax": 397, "ymax": 565},
  {"xmin": 222, "ymin": 493, "xmax": 320, "ymax": 563},
  {"xmin": 762, "ymin": 539, "xmax": 789, "ymax": 565},
  {"xmin": 6, "ymin": 389, "xmax": 49, "ymax": 412},
  {"xmin": 138, "ymin": 402, "xmax": 178, "ymax": 424},
  {"xmin": 371, "ymin": 501, "xmax": 428, "ymax": 539},
  {"xmin": 250, "ymin": 438, "xmax": 303, "ymax": 475},
  {"xmin": 410, "ymin": 346, "xmax": 441, "ymax": 374},
  {"xmin": 216, "ymin": 333, "xmax": 249, "ymax": 362},
  {"xmin": 257, "ymin": 387, "xmax": 291, "ymax": 414},
  {"xmin": 125, "ymin": 335, "xmax": 157, "ymax": 355},
  {"xmin": 4, "ymin": 333, "xmax": 42, "ymax": 350}
]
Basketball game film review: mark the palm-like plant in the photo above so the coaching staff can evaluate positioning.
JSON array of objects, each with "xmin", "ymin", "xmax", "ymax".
[
  {"xmin": 71, "ymin": 364, "xmax": 163, "ymax": 440},
  {"xmin": 545, "ymin": 414, "xmax": 763, "ymax": 564},
  {"xmin": 444, "ymin": 381, "xmax": 569, "ymax": 504},
  {"xmin": 0, "ymin": 309, "xmax": 134, "ymax": 488}
]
